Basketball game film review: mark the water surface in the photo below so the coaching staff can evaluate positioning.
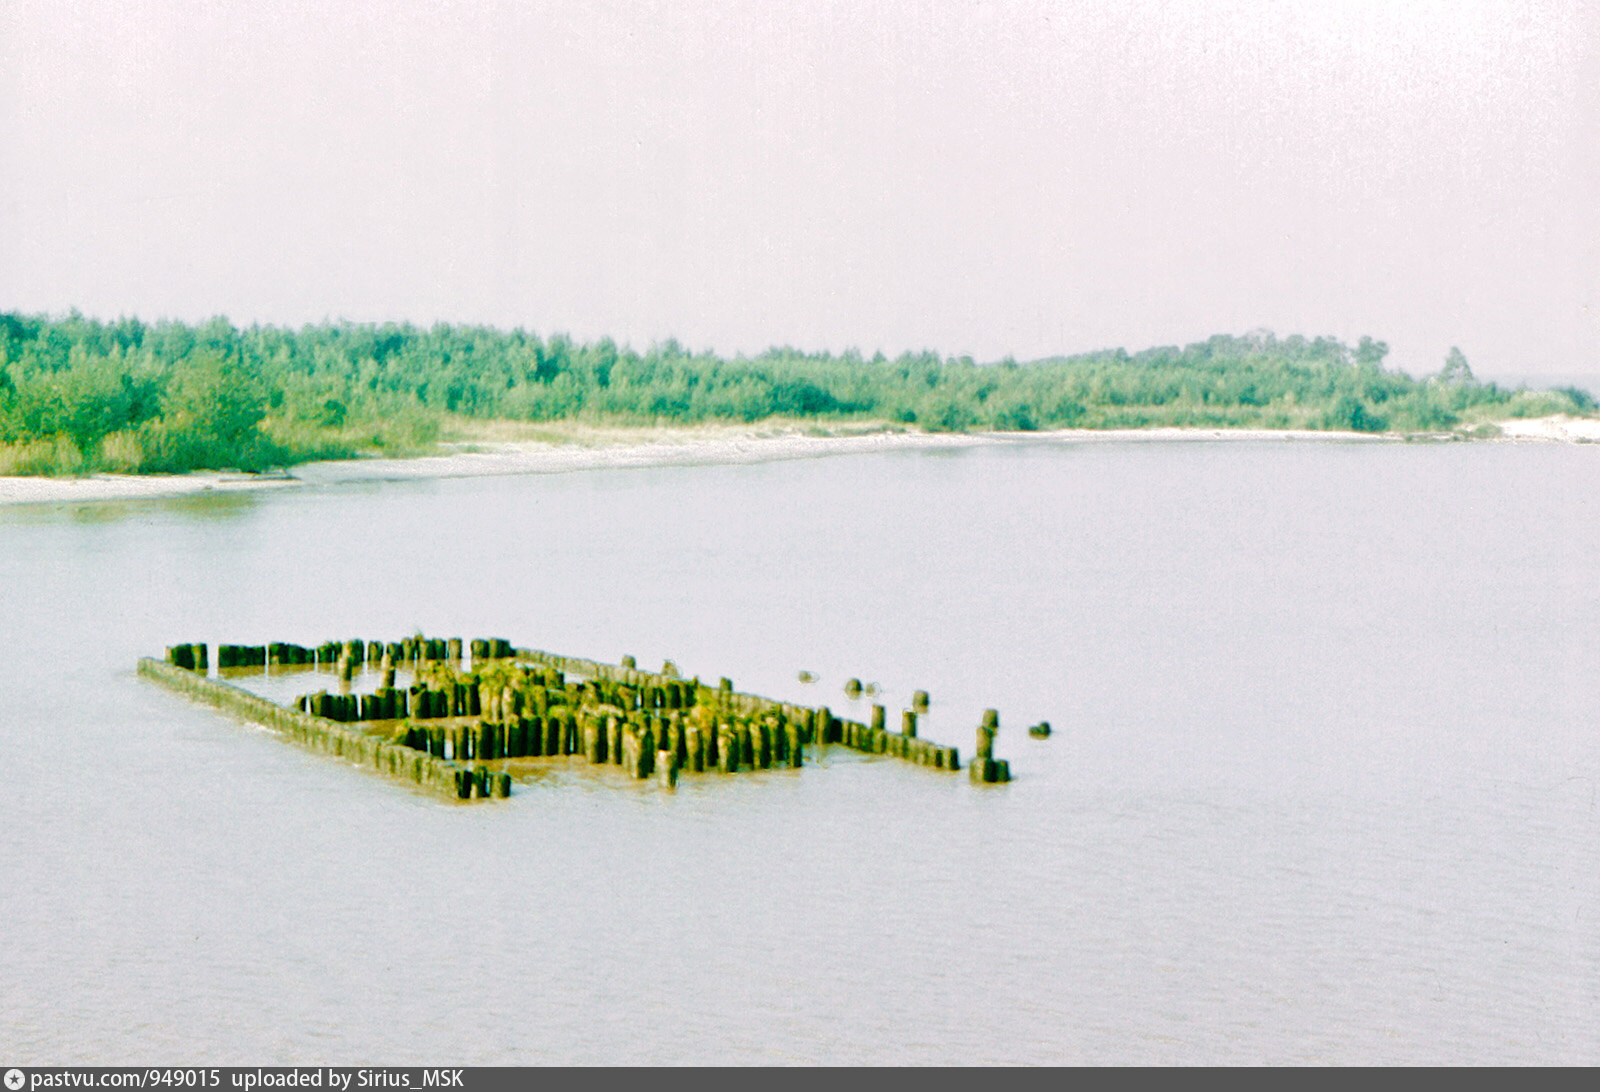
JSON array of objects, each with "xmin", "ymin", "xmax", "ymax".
[{"xmin": 1, "ymin": 438, "xmax": 1596, "ymax": 1063}]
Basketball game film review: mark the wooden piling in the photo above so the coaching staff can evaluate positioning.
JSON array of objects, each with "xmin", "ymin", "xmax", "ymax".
[{"xmin": 977, "ymin": 710, "xmax": 997, "ymax": 760}]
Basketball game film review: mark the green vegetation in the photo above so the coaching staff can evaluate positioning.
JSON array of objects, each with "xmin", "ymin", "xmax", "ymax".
[{"xmin": 1, "ymin": 311, "xmax": 1592, "ymax": 476}]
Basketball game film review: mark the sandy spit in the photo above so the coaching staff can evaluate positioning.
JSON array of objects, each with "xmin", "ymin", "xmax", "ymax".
[
  {"xmin": 288, "ymin": 423, "xmax": 1393, "ymax": 486},
  {"xmin": 9, "ymin": 416, "xmax": 1591, "ymax": 507},
  {"xmin": 1490, "ymin": 415, "xmax": 1600, "ymax": 443}
]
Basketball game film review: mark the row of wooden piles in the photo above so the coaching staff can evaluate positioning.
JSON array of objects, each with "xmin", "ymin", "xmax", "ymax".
[
  {"xmin": 165, "ymin": 636, "xmax": 519, "ymax": 675},
  {"xmin": 299, "ymin": 688, "xmax": 408, "ymax": 723},
  {"xmin": 396, "ymin": 709, "xmax": 801, "ymax": 788}
]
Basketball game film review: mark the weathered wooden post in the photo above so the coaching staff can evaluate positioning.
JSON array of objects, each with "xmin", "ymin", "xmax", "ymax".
[
  {"xmin": 912, "ymin": 690, "xmax": 930, "ymax": 713},
  {"xmin": 686, "ymin": 725, "xmax": 705, "ymax": 772},
  {"xmin": 969, "ymin": 708, "xmax": 1008, "ymax": 783},
  {"xmin": 622, "ymin": 724, "xmax": 641, "ymax": 779},
  {"xmin": 769, "ymin": 717, "xmax": 786, "ymax": 765}
]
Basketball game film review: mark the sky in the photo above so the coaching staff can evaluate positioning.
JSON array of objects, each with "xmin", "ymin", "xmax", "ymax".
[{"xmin": 1, "ymin": 0, "xmax": 1596, "ymax": 381}]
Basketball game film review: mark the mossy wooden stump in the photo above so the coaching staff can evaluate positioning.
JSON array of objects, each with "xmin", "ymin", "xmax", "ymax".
[
  {"xmin": 147, "ymin": 636, "xmax": 1014, "ymax": 801},
  {"xmin": 969, "ymin": 708, "xmax": 1012, "ymax": 784}
]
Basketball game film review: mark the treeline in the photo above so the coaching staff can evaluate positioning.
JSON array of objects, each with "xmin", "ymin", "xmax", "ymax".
[{"xmin": 0, "ymin": 312, "xmax": 1592, "ymax": 475}]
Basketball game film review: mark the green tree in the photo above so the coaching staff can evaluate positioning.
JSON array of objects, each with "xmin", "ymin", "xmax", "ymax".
[
  {"xmin": 146, "ymin": 350, "xmax": 276, "ymax": 471},
  {"xmin": 1439, "ymin": 346, "xmax": 1474, "ymax": 385}
]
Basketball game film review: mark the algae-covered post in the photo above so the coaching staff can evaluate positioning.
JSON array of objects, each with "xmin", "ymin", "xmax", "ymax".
[{"xmin": 970, "ymin": 708, "xmax": 1012, "ymax": 784}]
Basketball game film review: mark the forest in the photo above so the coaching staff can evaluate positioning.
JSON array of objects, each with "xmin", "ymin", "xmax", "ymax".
[{"xmin": 0, "ymin": 311, "xmax": 1592, "ymax": 475}]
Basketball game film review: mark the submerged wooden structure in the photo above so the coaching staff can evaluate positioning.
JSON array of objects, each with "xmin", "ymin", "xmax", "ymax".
[{"xmin": 139, "ymin": 636, "xmax": 1012, "ymax": 801}]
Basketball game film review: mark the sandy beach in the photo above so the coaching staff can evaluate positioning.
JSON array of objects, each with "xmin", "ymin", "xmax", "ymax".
[
  {"xmin": 0, "ymin": 417, "xmax": 1589, "ymax": 507},
  {"xmin": 0, "ymin": 469, "xmax": 303, "ymax": 507},
  {"xmin": 1489, "ymin": 415, "xmax": 1600, "ymax": 443}
]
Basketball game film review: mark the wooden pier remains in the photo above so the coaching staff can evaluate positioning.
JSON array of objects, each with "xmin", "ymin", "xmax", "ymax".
[{"xmin": 142, "ymin": 636, "xmax": 1011, "ymax": 801}]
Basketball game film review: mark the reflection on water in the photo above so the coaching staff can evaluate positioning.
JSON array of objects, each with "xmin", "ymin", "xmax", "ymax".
[
  {"xmin": 0, "ymin": 487, "xmax": 264, "ymax": 527},
  {"xmin": 158, "ymin": 489, "xmax": 263, "ymax": 521},
  {"xmin": 1, "ymin": 441, "xmax": 1598, "ymax": 1063}
]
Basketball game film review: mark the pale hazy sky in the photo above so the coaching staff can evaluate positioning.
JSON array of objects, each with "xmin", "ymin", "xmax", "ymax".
[{"xmin": 2, "ymin": 1, "xmax": 1595, "ymax": 379}]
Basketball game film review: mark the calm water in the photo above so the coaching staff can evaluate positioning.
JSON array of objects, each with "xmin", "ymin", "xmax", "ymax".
[{"xmin": 1, "ymin": 438, "xmax": 1597, "ymax": 1064}]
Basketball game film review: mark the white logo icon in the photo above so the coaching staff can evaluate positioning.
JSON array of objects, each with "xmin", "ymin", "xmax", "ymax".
[{"xmin": 4, "ymin": 1069, "xmax": 24, "ymax": 1091}]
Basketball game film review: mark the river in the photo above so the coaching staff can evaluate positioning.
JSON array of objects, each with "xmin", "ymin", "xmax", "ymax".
[{"xmin": 1, "ymin": 436, "xmax": 1596, "ymax": 1063}]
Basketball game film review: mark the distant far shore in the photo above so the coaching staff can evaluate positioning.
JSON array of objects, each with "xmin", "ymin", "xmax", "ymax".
[{"xmin": 2, "ymin": 416, "xmax": 1596, "ymax": 507}]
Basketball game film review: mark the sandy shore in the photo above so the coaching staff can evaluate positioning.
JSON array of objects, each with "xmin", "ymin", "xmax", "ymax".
[
  {"xmin": 0, "ymin": 470, "xmax": 302, "ymax": 507},
  {"xmin": 1489, "ymin": 415, "xmax": 1600, "ymax": 443},
  {"xmin": 0, "ymin": 416, "xmax": 1589, "ymax": 507}
]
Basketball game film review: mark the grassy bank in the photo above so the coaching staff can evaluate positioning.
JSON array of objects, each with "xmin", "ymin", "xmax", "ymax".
[{"xmin": 1, "ymin": 312, "xmax": 1592, "ymax": 476}]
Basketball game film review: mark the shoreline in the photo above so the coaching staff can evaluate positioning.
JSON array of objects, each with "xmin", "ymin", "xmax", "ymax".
[{"xmin": 1, "ymin": 417, "xmax": 1593, "ymax": 507}]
